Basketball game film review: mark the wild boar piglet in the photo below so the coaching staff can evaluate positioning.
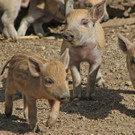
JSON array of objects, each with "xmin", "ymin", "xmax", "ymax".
[
  {"xmin": 61, "ymin": 0, "xmax": 105, "ymax": 100},
  {"xmin": 117, "ymin": 33, "xmax": 135, "ymax": 88},
  {"xmin": 1, "ymin": 50, "xmax": 70, "ymax": 132},
  {"xmin": 18, "ymin": 0, "xmax": 65, "ymax": 37}
]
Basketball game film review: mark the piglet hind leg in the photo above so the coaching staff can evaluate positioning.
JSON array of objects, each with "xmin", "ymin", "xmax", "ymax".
[
  {"xmin": 46, "ymin": 100, "xmax": 60, "ymax": 127},
  {"xmin": 26, "ymin": 96, "xmax": 39, "ymax": 132},
  {"xmin": 5, "ymin": 80, "xmax": 17, "ymax": 117},
  {"xmin": 33, "ymin": 16, "xmax": 53, "ymax": 37},
  {"xmin": 86, "ymin": 64, "xmax": 100, "ymax": 100},
  {"xmin": 18, "ymin": 2, "xmax": 45, "ymax": 37},
  {"xmin": 70, "ymin": 65, "xmax": 82, "ymax": 100}
]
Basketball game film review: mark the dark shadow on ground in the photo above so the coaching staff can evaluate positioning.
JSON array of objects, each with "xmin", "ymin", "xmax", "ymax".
[
  {"xmin": 61, "ymin": 87, "xmax": 135, "ymax": 120},
  {"xmin": 0, "ymin": 113, "xmax": 30, "ymax": 133}
]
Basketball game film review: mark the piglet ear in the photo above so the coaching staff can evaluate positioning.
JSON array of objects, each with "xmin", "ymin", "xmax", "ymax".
[
  {"xmin": 60, "ymin": 48, "xmax": 70, "ymax": 70},
  {"xmin": 91, "ymin": 0, "xmax": 106, "ymax": 23},
  {"xmin": 117, "ymin": 33, "xmax": 132, "ymax": 54},
  {"xmin": 65, "ymin": 0, "xmax": 74, "ymax": 15},
  {"xmin": 28, "ymin": 57, "xmax": 42, "ymax": 77}
]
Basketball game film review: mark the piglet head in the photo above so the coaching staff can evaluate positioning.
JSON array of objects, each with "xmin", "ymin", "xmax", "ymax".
[
  {"xmin": 28, "ymin": 48, "xmax": 70, "ymax": 101},
  {"xmin": 63, "ymin": 0, "xmax": 106, "ymax": 47}
]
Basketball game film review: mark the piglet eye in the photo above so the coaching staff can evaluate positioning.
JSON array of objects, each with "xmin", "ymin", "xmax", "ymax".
[
  {"xmin": 85, "ymin": 3, "xmax": 92, "ymax": 8},
  {"xmin": 130, "ymin": 57, "xmax": 135, "ymax": 64},
  {"xmin": 81, "ymin": 18, "xmax": 89, "ymax": 26},
  {"xmin": 44, "ymin": 78, "xmax": 54, "ymax": 85}
]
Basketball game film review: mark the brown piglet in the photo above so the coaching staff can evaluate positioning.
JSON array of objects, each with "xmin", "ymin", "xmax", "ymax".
[
  {"xmin": 18, "ymin": 0, "xmax": 65, "ymax": 37},
  {"xmin": 61, "ymin": 0, "xmax": 105, "ymax": 100},
  {"xmin": 117, "ymin": 33, "xmax": 135, "ymax": 88},
  {"xmin": 1, "ymin": 49, "xmax": 70, "ymax": 132}
]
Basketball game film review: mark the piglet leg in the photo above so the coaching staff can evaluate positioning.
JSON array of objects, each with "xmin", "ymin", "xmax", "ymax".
[
  {"xmin": 86, "ymin": 63, "xmax": 100, "ymax": 100},
  {"xmin": 33, "ymin": 15, "xmax": 53, "ymax": 37},
  {"xmin": 23, "ymin": 95, "xmax": 28, "ymax": 119},
  {"xmin": 18, "ymin": 0, "xmax": 45, "ymax": 36},
  {"xmin": 96, "ymin": 69, "xmax": 105, "ymax": 87},
  {"xmin": 5, "ymin": 79, "xmax": 17, "ymax": 117},
  {"xmin": 2, "ymin": 10, "xmax": 19, "ymax": 40},
  {"xmin": 26, "ymin": 96, "xmax": 39, "ymax": 132},
  {"xmin": 70, "ymin": 65, "xmax": 82, "ymax": 100},
  {"xmin": 46, "ymin": 100, "xmax": 60, "ymax": 127}
]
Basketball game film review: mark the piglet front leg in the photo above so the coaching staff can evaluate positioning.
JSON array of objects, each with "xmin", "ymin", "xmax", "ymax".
[
  {"xmin": 86, "ymin": 56, "xmax": 101, "ymax": 100},
  {"xmin": 46, "ymin": 100, "xmax": 60, "ymax": 127},
  {"xmin": 2, "ymin": 11, "xmax": 18, "ymax": 40},
  {"xmin": 70, "ymin": 65, "xmax": 82, "ymax": 100},
  {"xmin": 26, "ymin": 96, "xmax": 39, "ymax": 132},
  {"xmin": 96, "ymin": 69, "xmax": 105, "ymax": 87}
]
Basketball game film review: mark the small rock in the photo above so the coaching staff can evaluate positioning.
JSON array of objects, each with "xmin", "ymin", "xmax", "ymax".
[
  {"xmin": 125, "ymin": 81, "xmax": 132, "ymax": 86},
  {"xmin": 42, "ymin": 46, "xmax": 45, "ymax": 50},
  {"xmin": 45, "ymin": 36, "xmax": 56, "ymax": 40}
]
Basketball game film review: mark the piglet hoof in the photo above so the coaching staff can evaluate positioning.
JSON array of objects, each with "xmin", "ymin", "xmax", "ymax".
[
  {"xmin": 82, "ymin": 97, "xmax": 91, "ymax": 101},
  {"xmin": 70, "ymin": 93, "xmax": 82, "ymax": 101},
  {"xmin": 70, "ymin": 96, "xmax": 82, "ymax": 101},
  {"xmin": 29, "ymin": 124, "xmax": 40, "ymax": 133},
  {"xmin": 83, "ymin": 93, "xmax": 95, "ymax": 101},
  {"xmin": 23, "ymin": 111, "xmax": 28, "ymax": 120},
  {"xmin": 72, "ymin": 97, "xmax": 80, "ymax": 101},
  {"xmin": 46, "ymin": 118, "xmax": 56, "ymax": 128},
  {"xmin": 34, "ymin": 125, "xmax": 40, "ymax": 133},
  {"xmin": 37, "ymin": 33, "xmax": 44, "ymax": 38},
  {"xmin": 89, "ymin": 93, "xmax": 96, "ymax": 100},
  {"xmin": 83, "ymin": 97, "xmax": 95, "ymax": 101},
  {"xmin": 96, "ymin": 79, "xmax": 105, "ymax": 88},
  {"xmin": 5, "ymin": 109, "xmax": 12, "ymax": 118},
  {"xmin": 5, "ymin": 113, "xmax": 11, "ymax": 118},
  {"xmin": 70, "ymin": 95, "xmax": 76, "ymax": 101}
]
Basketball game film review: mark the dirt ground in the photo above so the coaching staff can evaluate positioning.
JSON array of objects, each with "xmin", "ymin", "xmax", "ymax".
[{"xmin": 1, "ymin": 0, "xmax": 135, "ymax": 135}]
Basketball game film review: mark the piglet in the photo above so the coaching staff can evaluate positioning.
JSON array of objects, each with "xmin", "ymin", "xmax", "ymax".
[
  {"xmin": 1, "ymin": 49, "xmax": 70, "ymax": 132},
  {"xmin": 117, "ymin": 33, "xmax": 135, "ymax": 88},
  {"xmin": 61, "ymin": 0, "xmax": 105, "ymax": 100},
  {"xmin": 18, "ymin": 0, "xmax": 65, "ymax": 37}
]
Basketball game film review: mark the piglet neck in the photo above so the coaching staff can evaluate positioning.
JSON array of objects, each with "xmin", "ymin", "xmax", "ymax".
[
  {"xmin": 80, "ymin": 36, "xmax": 97, "ymax": 49},
  {"xmin": 71, "ymin": 41, "xmax": 96, "ymax": 50}
]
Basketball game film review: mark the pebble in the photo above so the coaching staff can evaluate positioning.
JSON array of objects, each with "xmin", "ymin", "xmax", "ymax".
[{"xmin": 125, "ymin": 81, "xmax": 132, "ymax": 86}]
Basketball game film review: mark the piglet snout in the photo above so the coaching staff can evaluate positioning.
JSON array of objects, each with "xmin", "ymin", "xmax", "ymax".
[
  {"xmin": 60, "ymin": 92, "xmax": 70, "ymax": 101},
  {"xmin": 63, "ymin": 30, "xmax": 74, "ymax": 41}
]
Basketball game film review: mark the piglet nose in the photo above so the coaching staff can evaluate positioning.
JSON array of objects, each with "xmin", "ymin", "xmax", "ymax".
[
  {"xmin": 63, "ymin": 34, "xmax": 68, "ymax": 40},
  {"xmin": 60, "ymin": 92, "xmax": 70, "ymax": 101},
  {"xmin": 63, "ymin": 30, "xmax": 74, "ymax": 41}
]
